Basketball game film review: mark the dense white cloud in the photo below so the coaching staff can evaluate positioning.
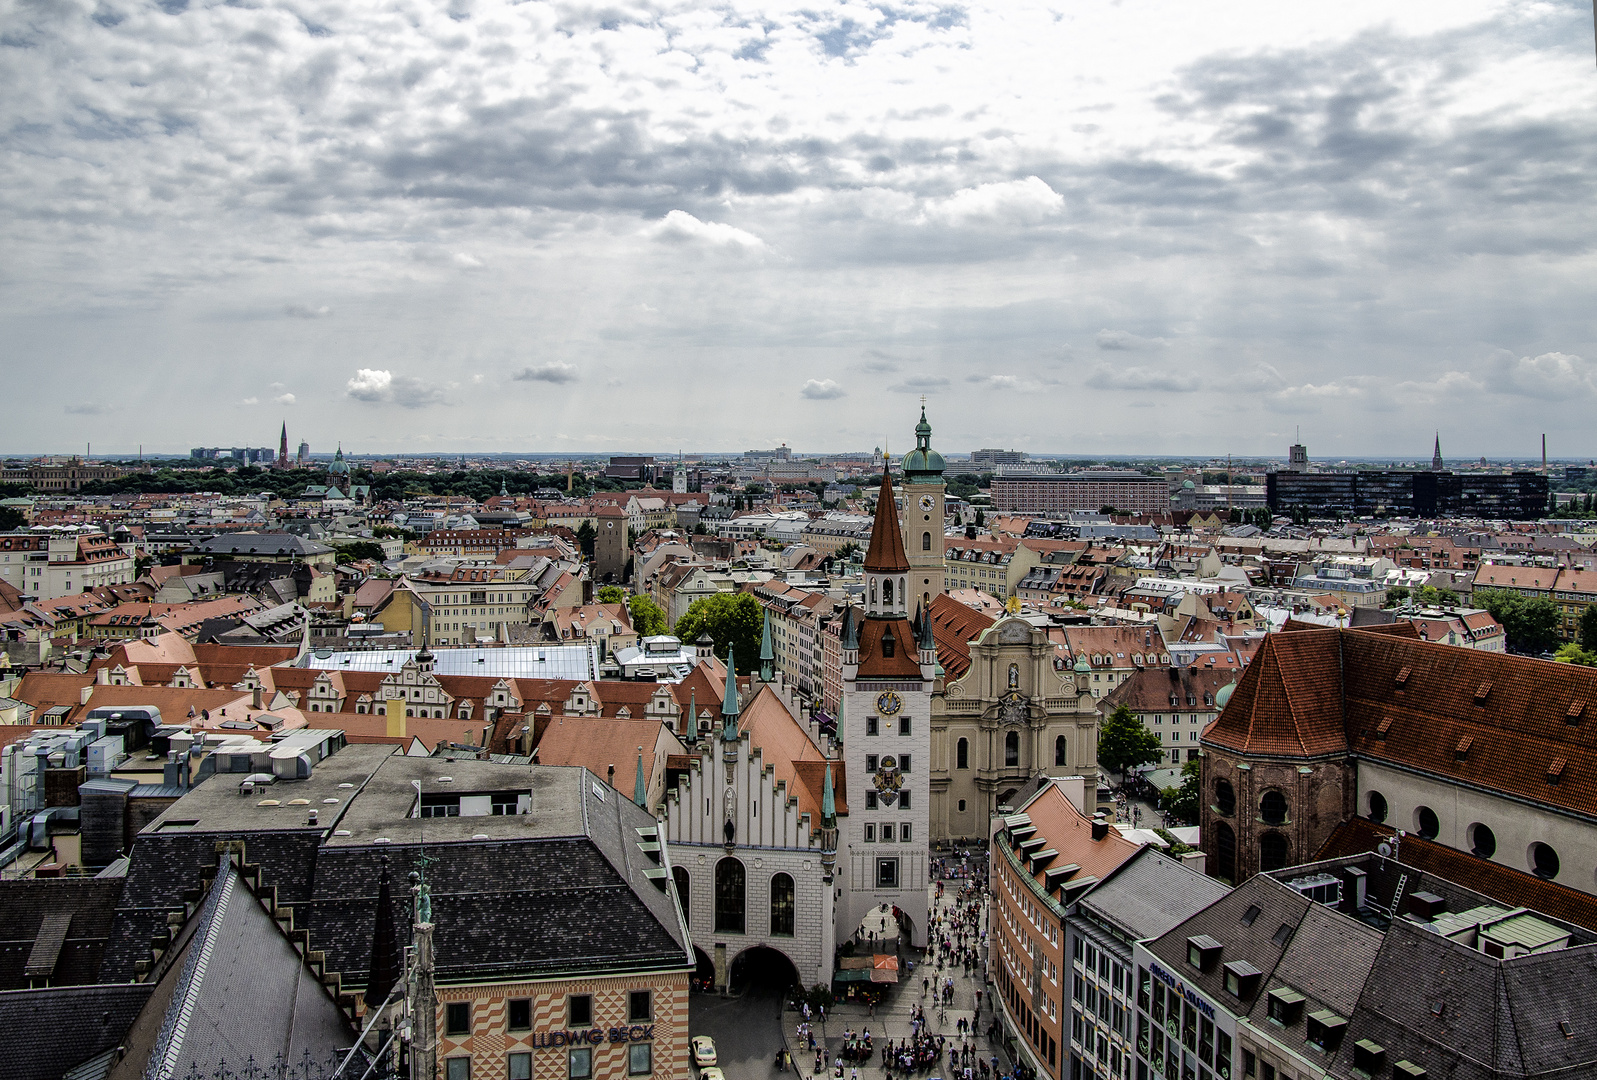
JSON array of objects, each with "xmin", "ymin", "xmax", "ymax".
[
  {"xmin": 1, "ymin": 0, "xmax": 1593, "ymax": 455},
  {"xmin": 345, "ymin": 369, "xmax": 448, "ymax": 408},
  {"xmin": 648, "ymin": 211, "xmax": 766, "ymax": 254},
  {"xmin": 801, "ymin": 379, "xmax": 847, "ymax": 399}
]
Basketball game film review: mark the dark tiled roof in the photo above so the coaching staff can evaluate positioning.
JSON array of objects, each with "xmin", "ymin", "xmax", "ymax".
[
  {"xmin": 0, "ymin": 983, "xmax": 154, "ymax": 1080},
  {"xmin": 0, "ymin": 878, "xmax": 124, "ymax": 989},
  {"xmin": 1142, "ymin": 875, "xmax": 1314, "ymax": 1013},
  {"xmin": 1329, "ymin": 919, "xmax": 1597, "ymax": 1080}
]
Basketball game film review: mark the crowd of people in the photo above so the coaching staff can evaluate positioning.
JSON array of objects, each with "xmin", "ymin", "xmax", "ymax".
[{"xmin": 778, "ymin": 841, "xmax": 1053, "ymax": 1080}]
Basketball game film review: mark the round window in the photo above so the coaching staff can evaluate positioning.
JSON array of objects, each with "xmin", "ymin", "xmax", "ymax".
[
  {"xmin": 1367, "ymin": 791, "xmax": 1388, "ymax": 823},
  {"xmin": 1530, "ymin": 842, "xmax": 1561, "ymax": 880},
  {"xmin": 1470, "ymin": 823, "xmax": 1496, "ymax": 859},
  {"xmin": 1416, "ymin": 806, "xmax": 1440, "ymax": 840}
]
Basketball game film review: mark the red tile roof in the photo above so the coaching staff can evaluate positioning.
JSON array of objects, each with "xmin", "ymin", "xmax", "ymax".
[
  {"xmin": 863, "ymin": 473, "xmax": 911, "ymax": 573},
  {"xmin": 928, "ymin": 593, "xmax": 996, "ymax": 682},
  {"xmin": 1201, "ymin": 629, "xmax": 1349, "ymax": 757},
  {"xmin": 856, "ymin": 616, "xmax": 923, "ymax": 679},
  {"xmin": 1210, "ymin": 626, "xmax": 1597, "ymax": 823}
]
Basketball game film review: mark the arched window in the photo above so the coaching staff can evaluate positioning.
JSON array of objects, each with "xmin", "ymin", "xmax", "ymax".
[
  {"xmin": 956, "ymin": 738, "xmax": 969, "ymax": 769},
  {"xmin": 922, "ymin": 532, "xmax": 932, "ymax": 551},
  {"xmin": 883, "ymin": 578, "xmax": 894, "ymax": 606},
  {"xmin": 1415, "ymin": 805, "xmax": 1440, "ymax": 840},
  {"xmin": 1214, "ymin": 779, "xmax": 1236, "ymax": 817},
  {"xmin": 1260, "ymin": 790, "xmax": 1288, "ymax": 827},
  {"xmin": 714, "ymin": 858, "xmax": 745, "ymax": 933},
  {"xmin": 1214, "ymin": 821, "xmax": 1237, "ymax": 883},
  {"xmin": 1259, "ymin": 831, "xmax": 1289, "ymax": 872},
  {"xmin": 870, "ymin": 579, "xmax": 878, "ymax": 605},
  {"xmin": 672, "ymin": 866, "xmax": 691, "ymax": 930},
  {"xmin": 1004, "ymin": 731, "xmax": 1019, "ymax": 767},
  {"xmin": 770, "ymin": 873, "xmax": 795, "ymax": 937},
  {"xmin": 1054, "ymin": 735, "xmax": 1068, "ymax": 767}
]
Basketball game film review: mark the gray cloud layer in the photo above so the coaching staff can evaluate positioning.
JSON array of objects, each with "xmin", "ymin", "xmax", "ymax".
[{"xmin": 1, "ymin": 0, "xmax": 1593, "ymax": 455}]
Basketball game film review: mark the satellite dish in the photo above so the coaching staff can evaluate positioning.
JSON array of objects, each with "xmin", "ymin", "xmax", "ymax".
[{"xmin": 1377, "ymin": 842, "xmax": 1393, "ymax": 858}]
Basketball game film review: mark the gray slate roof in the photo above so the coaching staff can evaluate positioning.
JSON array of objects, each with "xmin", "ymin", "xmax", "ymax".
[
  {"xmin": 1074, "ymin": 846, "xmax": 1230, "ymax": 943},
  {"xmin": 0, "ymin": 984, "xmax": 154, "ymax": 1080},
  {"xmin": 194, "ymin": 533, "xmax": 332, "ymax": 557},
  {"xmin": 107, "ymin": 752, "xmax": 691, "ymax": 988}
]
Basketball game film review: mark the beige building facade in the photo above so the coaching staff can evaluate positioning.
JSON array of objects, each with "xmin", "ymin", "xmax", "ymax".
[{"xmin": 931, "ymin": 616, "xmax": 1102, "ymax": 840}]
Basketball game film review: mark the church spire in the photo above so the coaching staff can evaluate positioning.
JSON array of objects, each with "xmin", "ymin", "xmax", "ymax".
[
  {"xmin": 365, "ymin": 853, "xmax": 400, "ymax": 1010},
  {"xmin": 1432, "ymin": 432, "xmax": 1444, "ymax": 472},
  {"xmin": 759, "ymin": 609, "xmax": 775, "ymax": 684},
  {"xmin": 720, "ymin": 648, "xmax": 739, "ymax": 740},
  {"xmin": 634, "ymin": 747, "xmax": 648, "ymax": 808}
]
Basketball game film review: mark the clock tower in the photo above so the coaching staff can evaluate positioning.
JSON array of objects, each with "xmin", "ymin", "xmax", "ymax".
[
  {"xmin": 838, "ymin": 465, "xmax": 935, "ymax": 949},
  {"xmin": 900, "ymin": 405, "xmax": 947, "ymax": 609}
]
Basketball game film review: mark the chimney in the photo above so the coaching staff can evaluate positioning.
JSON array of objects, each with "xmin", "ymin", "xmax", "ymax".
[
  {"xmin": 95, "ymin": 666, "xmax": 109, "ymax": 685},
  {"xmin": 80, "ymin": 685, "xmax": 93, "ymax": 706},
  {"xmin": 252, "ymin": 684, "xmax": 263, "ymax": 710},
  {"xmin": 1090, "ymin": 814, "xmax": 1109, "ymax": 842},
  {"xmin": 607, "ymin": 764, "xmax": 616, "ymax": 788}
]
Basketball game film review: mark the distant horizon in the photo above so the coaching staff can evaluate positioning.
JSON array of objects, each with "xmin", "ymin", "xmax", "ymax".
[{"xmin": 5, "ymin": 448, "xmax": 1588, "ymax": 467}]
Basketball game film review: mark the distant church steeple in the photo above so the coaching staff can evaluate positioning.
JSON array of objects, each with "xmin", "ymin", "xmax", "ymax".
[{"xmin": 1432, "ymin": 432, "xmax": 1444, "ymax": 472}]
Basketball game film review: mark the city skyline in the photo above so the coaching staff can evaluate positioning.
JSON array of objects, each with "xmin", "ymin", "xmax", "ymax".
[{"xmin": 2, "ymin": 0, "xmax": 1593, "ymax": 456}]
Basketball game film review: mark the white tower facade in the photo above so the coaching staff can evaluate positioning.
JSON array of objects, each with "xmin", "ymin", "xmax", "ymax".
[{"xmin": 837, "ymin": 465, "xmax": 935, "ymax": 948}]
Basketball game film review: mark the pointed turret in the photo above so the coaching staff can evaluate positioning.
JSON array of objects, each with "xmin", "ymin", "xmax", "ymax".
[
  {"xmin": 634, "ymin": 747, "xmax": 648, "ymax": 808},
  {"xmin": 821, "ymin": 762, "xmax": 836, "ymax": 827},
  {"xmin": 686, "ymin": 688, "xmax": 696, "ymax": 743},
  {"xmin": 840, "ymin": 606, "xmax": 858, "ymax": 652},
  {"xmin": 863, "ymin": 467, "xmax": 912, "ymax": 576},
  {"xmin": 365, "ymin": 854, "xmax": 400, "ymax": 1009},
  {"xmin": 917, "ymin": 603, "xmax": 936, "ymax": 653},
  {"xmin": 759, "ymin": 608, "xmax": 776, "ymax": 684},
  {"xmin": 720, "ymin": 647, "xmax": 739, "ymax": 741}
]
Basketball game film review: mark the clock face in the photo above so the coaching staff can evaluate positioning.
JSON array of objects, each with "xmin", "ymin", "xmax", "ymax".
[
  {"xmin": 876, "ymin": 691, "xmax": 903, "ymax": 716},
  {"xmin": 918, "ymin": 494, "xmax": 935, "ymax": 512}
]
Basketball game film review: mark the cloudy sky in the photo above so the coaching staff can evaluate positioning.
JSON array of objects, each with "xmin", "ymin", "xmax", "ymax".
[{"xmin": 3, "ymin": 0, "xmax": 1594, "ymax": 458}]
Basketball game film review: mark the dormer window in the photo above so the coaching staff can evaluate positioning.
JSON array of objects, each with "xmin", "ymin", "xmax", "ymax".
[
  {"xmin": 1267, "ymin": 986, "xmax": 1305, "ymax": 1026},
  {"xmin": 1186, "ymin": 935, "xmax": 1222, "ymax": 972},
  {"xmin": 1306, "ymin": 1010, "xmax": 1348, "ymax": 1053},
  {"xmin": 1222, "ymin": 960, "xmax": 1261, "ymax": 999},
  {"xmin": 1352, "ymin": 1040, "xmax": 1385, "ymax": 1076}
]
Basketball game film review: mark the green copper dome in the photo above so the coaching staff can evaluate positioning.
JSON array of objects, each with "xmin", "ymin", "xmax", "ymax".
[{"xmin": 901, "ymin": 406, "xmax": 945, "ymax": 482}]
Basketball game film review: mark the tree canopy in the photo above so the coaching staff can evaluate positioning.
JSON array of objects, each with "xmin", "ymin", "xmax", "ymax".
[
  {"xmin": 1580, "ymin": 604, "xmax": 1597, "ymax": 653},
  {"xmin": 1160, "ymin": 759, "xmax": 1201, "ymax": 825},
  {"xmin": 629, "ymin": 594, "xmax": 669, "ymax": 638},
  {"xmin": 596, "ymin": 585, "xmax": 625, "ymax": 605},
  {"xmin": 333, "ymin": 541, "xmax": 387, "ymax": 564},
  {"xmin": 672, "ymin": 592, "xmax": 763, "ymax": 674},
  {"xmin": 1096, "ymin": 704, "xmax": 1166, "ymax": 784},
  {"xmin": 1472, "ymin": 588, "xmax": 1562, "ymax": 655}
]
